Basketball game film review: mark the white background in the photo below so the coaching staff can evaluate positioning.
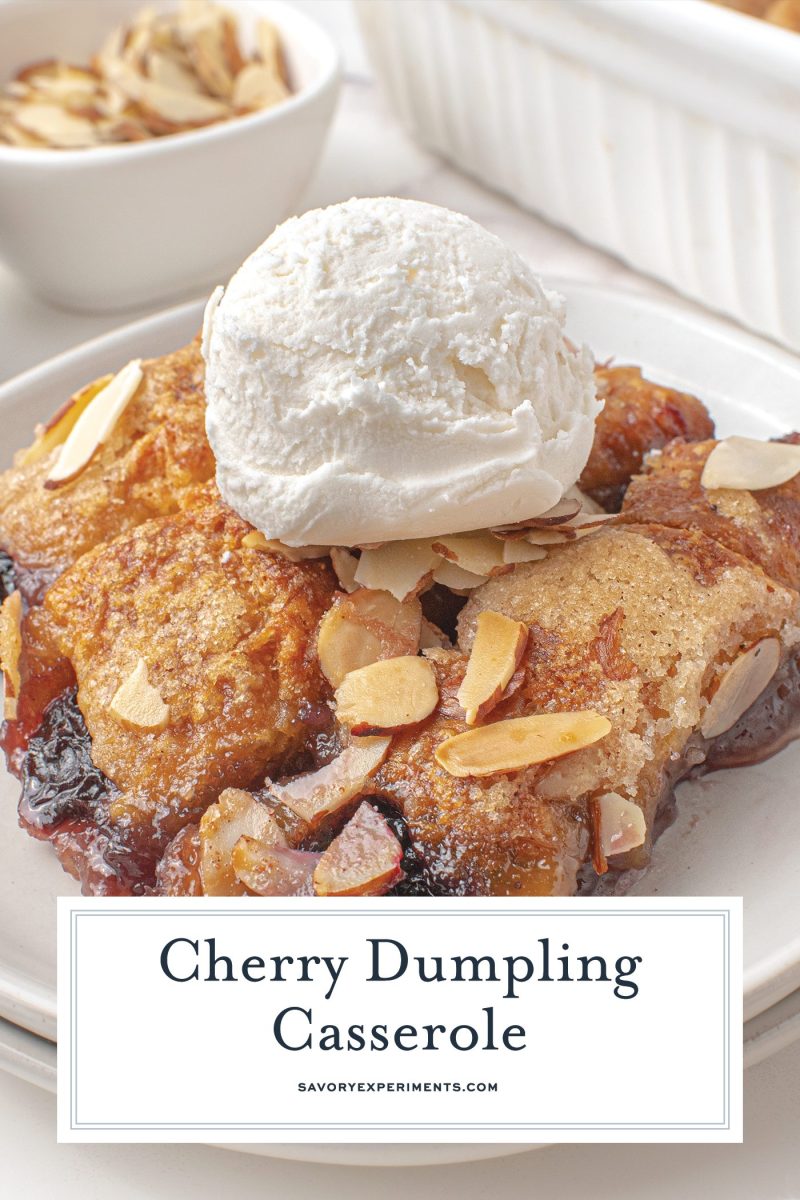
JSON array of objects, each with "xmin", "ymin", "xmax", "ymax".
[{"xmin": 0, "ymin": 0, "xmax": 797, "ymax": 1192}]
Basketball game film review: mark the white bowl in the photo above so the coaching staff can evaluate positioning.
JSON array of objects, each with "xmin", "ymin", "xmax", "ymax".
[{"xmin": 0, "ymin": 0, "xmax": 340, "ymax": 311}]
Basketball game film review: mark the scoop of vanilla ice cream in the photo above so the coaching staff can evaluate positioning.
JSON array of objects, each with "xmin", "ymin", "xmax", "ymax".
[{"xmin": 202, "ymin": 197, "xmax": 599, "ymax": 547}]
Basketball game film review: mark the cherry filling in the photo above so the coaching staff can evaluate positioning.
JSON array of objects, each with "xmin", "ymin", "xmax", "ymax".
[
  {"xmin": 9, "ymin": 637, "xmax": 800, "ymax": 897},
  {"xmin": 580, "ymin": 650, "xmax": 800, "ymax": 895},
  {"xmin": 14, "ymin": 687, "xmax": 429, "ymax": 897},
  {"xmin": 0, "ymin": 550, "xmax": 14, "ymax": 601},
  {"xmin": 17, "ymin": 689, "xmax": 157, "ymax": 895}
]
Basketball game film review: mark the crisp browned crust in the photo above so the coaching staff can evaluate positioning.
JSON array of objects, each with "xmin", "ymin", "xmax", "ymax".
[
  {"xmin": 2, "ymin": 340, "xmax": 797, "ymax": 899},
  {"xmin": 620, "ymin": 436, "xmax": 800, "ymax": 591},
  {"xmin": 0, "ymin": 339, "xmax": 214, "ymax": 593},
  {"xmin": 579, "ymin": 365, "xmax": 715, "ymax": 511},
  {"xmin": 375, "ymin": 649, "xmax": 590, "ymax": 895},
  {"xmin": 374, "ymin": 525, "xmax": 799, "ymax": 894},
  {"xmin": 43, "ymin": 498, "xmax": 337, "ymax": 838}
]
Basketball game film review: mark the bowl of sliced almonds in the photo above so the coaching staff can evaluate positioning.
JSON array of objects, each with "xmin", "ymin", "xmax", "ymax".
[{"xmin": 0, "ymin": 0, "xmax": 339, "ymax": 310}]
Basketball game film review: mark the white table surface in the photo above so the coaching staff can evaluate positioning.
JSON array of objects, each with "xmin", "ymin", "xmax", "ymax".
[{"xmin": 0, "ymin": 1, "xmax": 798, "ymax": 1194}]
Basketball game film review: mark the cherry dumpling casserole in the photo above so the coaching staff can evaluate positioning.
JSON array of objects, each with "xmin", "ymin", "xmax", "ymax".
[{"xmin": 2, "ymin": 332, "xmax": 799, "ymax": 898}]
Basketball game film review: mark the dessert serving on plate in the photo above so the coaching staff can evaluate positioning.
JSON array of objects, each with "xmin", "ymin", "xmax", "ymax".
[{"xmin": 1, "ymin": 197, "xmax": 799, "ymax": 899}]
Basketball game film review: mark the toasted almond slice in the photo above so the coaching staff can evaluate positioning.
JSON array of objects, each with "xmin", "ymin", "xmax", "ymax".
[
  {"xmin": 257, "ymin": 17, "xmax": 288, "ymax": 82},
  {"xmin": 701, "ymin": 437, "xmax": 800, "ymax": 491},
  {"xmin": 432, "ymin": 559, "xmax": 489, "ymax": 592},
  {"xmin": 435, "ymin": 710, "xmax": 612, "ymax": 778},
  {"xmin": 13, "ymin": 103, "xmax": 98, "ymax": 147},
  {"xmin": 432, "ymin": 533, "xmax": 508, "ymax": 578},
  {"xmin": 233, "ymin": 841, "xmax": 319, "ymax": 896},
  {"xmin": 19, "ymin": 374, "xmax": 113, "ymax": 468},
  {"xmin": 317, "ymin": 589, "xmax": 422, "ymax": 687},
  {"xmin": 0, "ymin": 592, "xmax": 23, "ymax": 720},
  {"xmin": 46, "ymin": 359, "xmax": 142, "ymax": 486},
  {"xmin": 186, "ymin": 24, "xmax": 235, "ymax": 98},
  {"xmin": 4, "ymin": 80, "xmax": 33, "ymax": 98},
  {"xmin": 524, "ymin": 513, "xmax": 616, "ymax": 546},
  {"xmin": 490, "ymin": 497, "xmax": 582, "ymax": 537},
  {"xmin": 100, "ymin": 53, "xmax": 229, "ymax": 122},
  {"xmin": 596, "ymin": 792, "xmax": 646, "ymax": 858},
  {"xmin": 97, "ymin": 81, "xmax": 129, "ymax": 118},
  {"xmin": 24, "ymin": 65, "xmax": 100, "ymax": 103},
  {"xmin": 221, "ymin": 13, "xmax": 246, "ymax": 76},
  {"xmin": 200, "ymin": 787, "xmax": 284, "ymax": 896},
  {"xmin": 239, "ymin": 530, "xmax": 328, "ymax": 560},
  {"xmin": 0, "ymin": 120, "xmax": 44, "ymax": 147},
  {"xmin": 700, "ymin": 637, "xmax": 781, "ymax": 739},
  {"xmin": 313, "ymin": 803, "xmax": 404, "ymax": 897},
  {"xmin": 354, "ymin": 539, "xmax": 438, "ymax": 602},
  {"xmin": 146, "ymin": 50, "xmax": 203, "ymax": 93},
  {"xmin": 502, "ymin": 539, "xmax": 548, "ymax": 565},
  {"xmin": 335, "ymin": 655, "xmax": 438, "ymax": 735},
  {"xmin": 108, "ymin": 657, "xmax": 169, "ymax": 732},
  {"xmin": 272, "ymin": 736, "xmax": 391, "ymax": 825},
  {"xmin": 457, "ymin": 611, "xmax": 528, "ymax": 725},
  {"xmin": 566, "ymin": 486, "xmax": 605, "ymax": 516},
  {"xmin": 232, "ymin": 61, "xmax": 288, "ymax": 109},
  {"xmin": 330, "ymin": 547, "xmax": 360, "ymax": 593},
  {"xmin": 122, "ymin": 12, "xmax": 156, "ymax": 69}
]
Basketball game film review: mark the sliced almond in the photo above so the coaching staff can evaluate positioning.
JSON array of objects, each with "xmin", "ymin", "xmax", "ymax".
[
  {"xmin": 108, "ymin": 657, "xmax": 170, "ymax": 732},
  {"xmin": 432, "ymin": 533, "xmax": 509, "ymax": 578},
  {"xmin": 0, "ymin": 120, "xmax": 44, "ymax": 147},
  {"xmin": 23, "ymin": 65, "xmax": 100, "ymax": 103},
  {"xmin": 567, "ymin": 486, "xmax": 605, "ymax": 516},
  {"xmin": 700, "ymin": 637, "xmax": 781, "ymax": 739},
  {"xmin": 490, "ymin": 497, "xmax": 582, "ymax": 537},
  {"xmin": 19, "ymin": 374, "xmax": 113, "ymax": 468},
  {"xmin": 524, "ymin": 513, "xmax": 616, "ymax": 546},
  {"xmin": 317, "ymin": 589, "xmax": 422, "ymax": 688},
  {"xmin": 330, "ymin": 547, "xmax": 360, "ymax": 593},
  {"xmin": 0, "ymin": 591, "xmax": 23, "ymax": 720},
  {"xmin": 354, "ymin": 539, "xmax": 438, "ymax": 602},
  {"xmin": 502, "ymin": 540, "xmax": 548, "ymax": 565},
  {"xmin": 257, "ymin": 18, "xmax": 287, "ymax": 81},
  {"xmin": 596, "ymin": 792, "xmax": 646, "ymax": 858},
  {"xmin": 220, "ymin": 13, "xmax": 246, "ymax": 77},
  {"xmin": 232, "ymin": 61, "xmax": 288, "ymax": 109},
  {"xmin": 146, "ymin": 50, "xmax": 203, "ymax": 94},
  {"xmin": 232, "ymin": 841, "xmax": 319, "ymax": 897},
  {"xmin": 701, "ymin": 437, "xmax": 800, "ymax": 492},
  {"xmin": 46, "ymin": 359, "xmax": 142, "ymax": 487},
  {"xmin": 1, "ymin": 4, "xmax": 287, "ymax": 150},
  {"xmin": 435, "ymin": 710, "xmax": 612, "ymax": 778},
  {"xmin": 335, "ymin": 655, "xmax": 438, "ymax": 735},
  {"xmin": 457, "ymin": 611, "xmax": 528, "ymax": 725},
  {"xmin": 185, "ymin": 24, "xmax": 235, "ymax": 99},
  {"xmin": 432, "ymin": 560, "xmax": 489, "ymax": 592},
  {"xmin": 272, "ymin": 736, "xmax": 391, "ymax": 825},
  {"xmin": 100, "ymin": 53, "xmax": 228, "ymax": 123},
  {"xmin": 200, "ymin": 787, "xmax": 284, "ymax": 896},
  {"xmin": 240, "ymin": 530, "xmax": 329, "ymax": 561},
  {"xmin": 13, "ymin": 103, "xmax": 98, "ymax": 147},
  {"xmin": 313, "ymin": 803, "xmax": 404, "ymax": 897}
]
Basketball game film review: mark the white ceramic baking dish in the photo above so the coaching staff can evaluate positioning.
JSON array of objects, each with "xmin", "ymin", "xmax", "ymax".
[{"xmin": 355, "ymin": 0, "xmax": 800, "ymax": 351}]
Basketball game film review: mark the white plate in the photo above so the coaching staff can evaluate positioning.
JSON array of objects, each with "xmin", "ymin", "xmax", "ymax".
[
  {"xmin": 2, "ymin": 987, "xmax": 798, "ymax": 1168},
  {"xmin": 1, "ymin": 282, "xmax": 800, "ymax": 1165}
]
